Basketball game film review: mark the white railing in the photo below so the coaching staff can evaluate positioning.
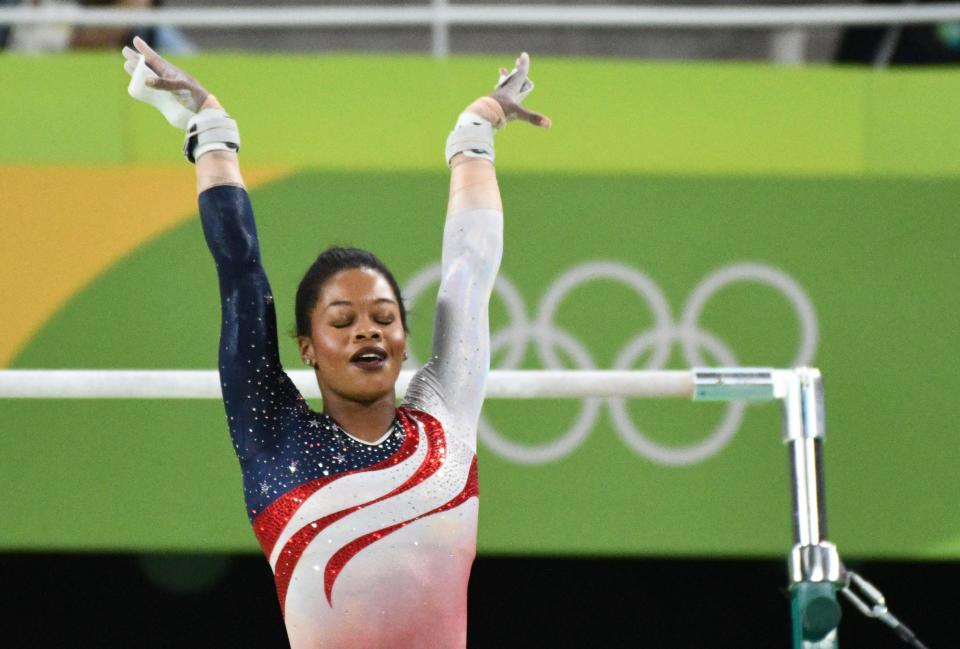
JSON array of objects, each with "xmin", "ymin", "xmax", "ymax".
[
  {"xmin": 6, "ymin": 4, "xmax": 960, "ymax": 28},
  {"xmin": 3, "ymin": 3, "xmax": 960, "ymax": 60}
]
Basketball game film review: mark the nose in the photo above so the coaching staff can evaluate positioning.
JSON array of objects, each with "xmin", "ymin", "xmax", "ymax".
[{"xmin": 353, "ymin": 319, "xmax": 382, "ymax": 341}]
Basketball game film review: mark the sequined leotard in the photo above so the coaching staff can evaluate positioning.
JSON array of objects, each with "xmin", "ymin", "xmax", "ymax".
[{"xmin": 200, "ymin": 185, "xmax": 502, "ymax": 649}]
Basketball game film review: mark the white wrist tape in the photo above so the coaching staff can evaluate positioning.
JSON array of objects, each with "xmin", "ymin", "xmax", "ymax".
[
  {"xmin": 127, "ymin": 55, "xmax": 195, "ymax": 129},
  {"xmin": 183, "ymin": 109, "xmax": 240, "ymax": 163},
  {"xmin": 445, "ymin": 112, "xmax": 496, "ymax": 166}
]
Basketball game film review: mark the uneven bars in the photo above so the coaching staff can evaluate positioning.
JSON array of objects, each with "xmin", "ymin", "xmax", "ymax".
[{"xmin": 0, "ymin": 369, "xmax": 696, "ymax": 400}]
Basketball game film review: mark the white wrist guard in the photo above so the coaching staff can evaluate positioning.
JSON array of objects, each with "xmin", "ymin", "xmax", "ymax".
[
  {"xmin": 183, "ymin": 109, "xmax": 240, "ymax": 163},
  {"xmin": 127, "ymin": 55, "xmax": 195, "ymax": 129},
  {"xmin": 445, "ymin": 112, "xmax": 496, "ymax": 166}
]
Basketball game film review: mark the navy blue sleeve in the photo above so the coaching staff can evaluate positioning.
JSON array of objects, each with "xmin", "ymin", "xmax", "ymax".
[{"xmin": 199, "ymin": 185, "xmax": 309, "ymax": 462}]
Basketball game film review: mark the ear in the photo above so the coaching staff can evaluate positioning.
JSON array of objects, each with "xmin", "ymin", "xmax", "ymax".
[{"xmin": 297, "ymin": 336, "xmax": 316, "ymax": 367}]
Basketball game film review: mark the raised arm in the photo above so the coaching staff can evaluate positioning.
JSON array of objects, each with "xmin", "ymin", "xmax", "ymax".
[
  {"xmin": 447, "ymin": 53, "xmax": 550, "ymax": 214},
  {"xmin": 122, "ymin": 39, "xmax": 305, "ymax": 461},
  {"xmin": 406, "ymin": 54, "xmax": 550, "ymax": 435},
  {"xmin": 123, "ymin": 37, "xmax": 244, "ymax": 194}
]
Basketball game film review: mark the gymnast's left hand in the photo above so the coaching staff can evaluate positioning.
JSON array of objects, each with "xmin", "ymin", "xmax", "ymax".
[{"xmin": 466, "ymin": 52, "xmax": 552, "ymax": 130}]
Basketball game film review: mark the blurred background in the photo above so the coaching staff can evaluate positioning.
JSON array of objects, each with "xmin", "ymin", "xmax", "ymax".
[{"xmin": 2, "ymin": 1, "xmax": 959, "ymax": 647}]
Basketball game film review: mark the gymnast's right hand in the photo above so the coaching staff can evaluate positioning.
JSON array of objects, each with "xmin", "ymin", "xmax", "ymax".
[
  {"xmin": 122, "ymin": 36, "xmax": 213, "ymax": 128},
  {"xmin": 122, "ymin": 36, "xmax": 238, "ymax": 167}
]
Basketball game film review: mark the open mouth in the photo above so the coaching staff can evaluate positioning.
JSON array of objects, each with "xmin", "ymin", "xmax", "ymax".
[{"xmin": 350, "ymin": 346, "xmax": 388, "ymax": 370}]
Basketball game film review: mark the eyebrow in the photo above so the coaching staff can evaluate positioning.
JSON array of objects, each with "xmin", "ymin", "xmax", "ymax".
[{"xmin": 325, "ymin": 298, "xmax": 397, "ymax": 310}]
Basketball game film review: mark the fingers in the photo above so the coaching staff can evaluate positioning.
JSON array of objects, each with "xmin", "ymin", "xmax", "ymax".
[
  {"xmin": 132, "ymin": 35, "xmax": 170, "ymax": 76},
  {"xmin": 489, "ymin": 52, "xmax": 549, "ymax": 128},
  {"xmin": 146, "ymin": 77, "xmax": 190, "ymax": 92},
  {"xmin": 495, "ymin": 52, "xmax": 535, "ymax": 96},
  {"xmin": 515, "ymin": 52, "xmax": 530, "ymax": 77},
  {"xmin": 495, "ymin": 53, "xmax": 528, "ymax": 88},
  {"xmin": 513, "ymin": 105, "xmax": 551, "ymax": 129},
  {"xmin": 132, "ymin": 36, "xmax": 160, "ymax": 62},
  {"xmin": 122, "ymin": 45, "xmax": 139, "ymax": 76},
  {"xmin": 495, "ymin": 98, "xmax": 551, "ymax": 129}
]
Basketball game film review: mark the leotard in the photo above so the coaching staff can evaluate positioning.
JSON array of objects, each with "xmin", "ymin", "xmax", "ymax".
[{"xmin": 199, "ymin": 185, "xmax": 502, "ymax": 648}]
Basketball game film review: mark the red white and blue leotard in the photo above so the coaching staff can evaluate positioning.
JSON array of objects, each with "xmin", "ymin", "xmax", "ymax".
[{"xmin": 200, "ymin": 185, "xmax": 502, "ymax": 648}]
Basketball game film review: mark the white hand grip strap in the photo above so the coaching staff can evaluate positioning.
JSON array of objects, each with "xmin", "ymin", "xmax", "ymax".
[
  {"xmin": 183, "ymin": 109, "xmax": 240, "ymax": 163},
  {"xmin": 127, "ymin": 55, "xmax": 195, "ymax": 130},
  {"xmin": 445, "ymin": 111, "xmax": 496, "ymax": 166}
]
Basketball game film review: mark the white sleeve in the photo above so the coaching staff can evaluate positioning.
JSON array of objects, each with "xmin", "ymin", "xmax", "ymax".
[{"xmin": 402, "ymin": 208, "xmax": 503, "ymax": 447}]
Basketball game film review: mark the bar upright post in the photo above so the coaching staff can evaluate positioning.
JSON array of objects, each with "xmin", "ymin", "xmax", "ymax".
[{"xmin": 780, "ymin": 368, "xmax": 843, "ymax": 649}]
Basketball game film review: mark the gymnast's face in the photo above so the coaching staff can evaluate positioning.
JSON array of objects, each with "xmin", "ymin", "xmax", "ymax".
[{"xmin": 298, "ymin": 267, "xmax": 407, "ymax": 405}]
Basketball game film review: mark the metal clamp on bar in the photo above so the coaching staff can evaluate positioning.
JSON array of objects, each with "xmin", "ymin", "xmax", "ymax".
[
  {"xmin": 693, "ymin": 367, "xmax": 777, "ymax": 401},
  {"xmin": 790, "ymin": 541, "xmax": 842, "ymax": 584},
  {"xmin": 780, "ymin": 367, "xmax": 825, "ymax": 442}
]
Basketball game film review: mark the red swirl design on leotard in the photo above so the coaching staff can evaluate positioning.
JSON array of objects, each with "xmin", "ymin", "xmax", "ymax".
[
  {"xmin": 273, "ymin": 408, "xmax": 455, "ymax": 615},
  {"xmin": 324, "ymin": 453, "xmax": 479, "ymax": 604},
  {"xmin": 252, "ymin": 410, "xmax": 420, "ymax": 560}
]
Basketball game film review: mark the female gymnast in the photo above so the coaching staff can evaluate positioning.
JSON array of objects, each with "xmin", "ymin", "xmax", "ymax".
[{"xmin": 121, "ymin": 38, "xmax": 550, "ymax": 648}]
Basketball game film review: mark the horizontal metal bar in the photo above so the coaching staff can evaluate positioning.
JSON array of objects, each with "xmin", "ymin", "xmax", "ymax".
[
  {"xmin": 4, "ymin": 4, "xmax": 960, "ymax": 29},
  {"xmin": 0, "ymin": 369, "xmax": 696, "ymax": 400}
]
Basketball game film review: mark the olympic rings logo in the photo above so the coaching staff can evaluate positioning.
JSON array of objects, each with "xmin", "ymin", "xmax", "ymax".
[{"xmin": 403, "ymin": 261, "xmax": 817, "ymax": 466}]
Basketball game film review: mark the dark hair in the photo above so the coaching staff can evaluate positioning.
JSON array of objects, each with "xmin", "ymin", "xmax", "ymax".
[{"xmin": 295, "ymin": 247, "xmax": 408, "ymax": 337}]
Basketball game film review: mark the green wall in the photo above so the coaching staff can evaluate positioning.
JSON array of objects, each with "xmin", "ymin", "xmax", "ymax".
[
  {"xmin": 1, "ymin": 54, "xmax": 958, "ymax": 558},
  {"xmin": 5, "ymin": 52, "xmax": 960, "ymax": 176}
]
